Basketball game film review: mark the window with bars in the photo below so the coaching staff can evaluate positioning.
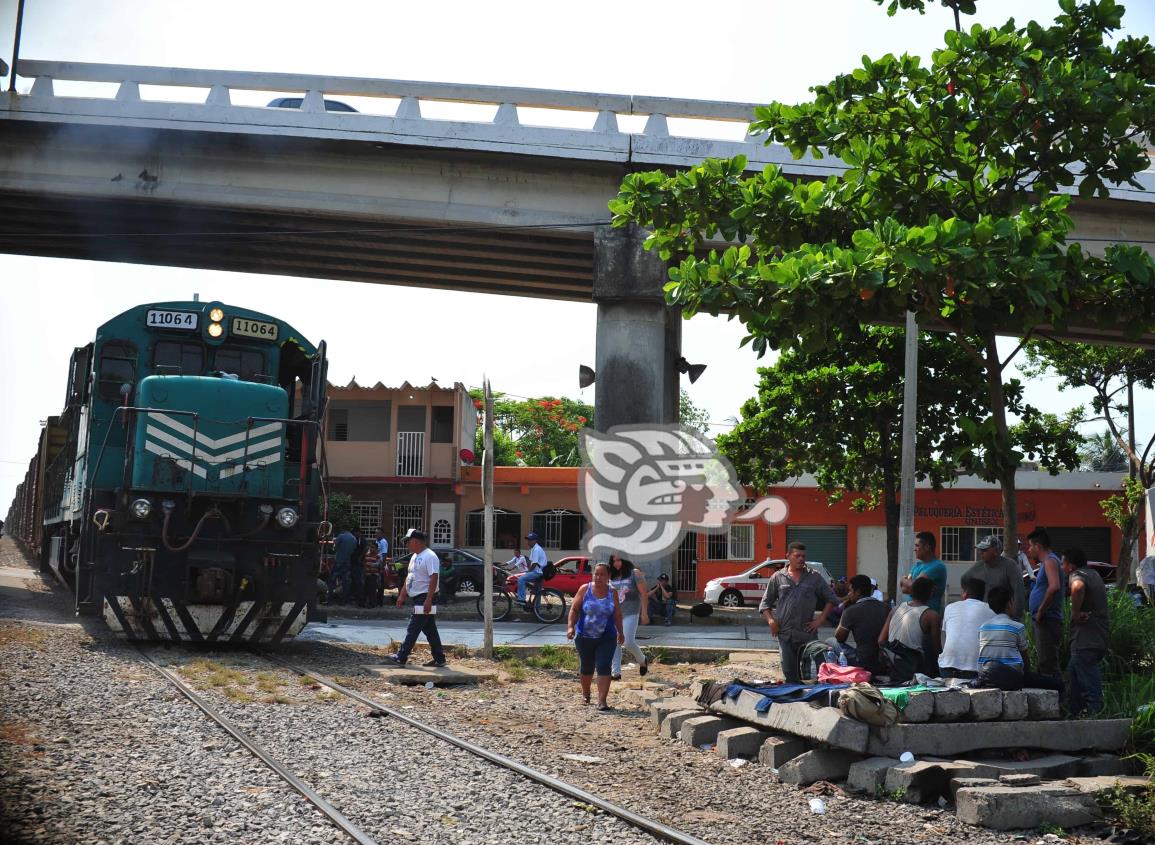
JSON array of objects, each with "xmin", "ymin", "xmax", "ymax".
[
  {"xmin": 392, "ymin": 505, "xmax": 424, "ymax": 547},
  {"xmin": 465, "ymin": 508, "xmax": 522, "ymax": 548},
  {"xmin": 531, "ymin": 509, "xmax": 586, "ymax": 550},
  {"xmin": 728, "ymin": 524, "xmax": 754, "ymax": 560},
  {"xmin": 350, "ymin": 501, "xmax": 381, "ymax": 534},
  {"xmin": 707, "ymin": 532, "xmax": 728, "ymax": 560},
  {"xmin": 328, "ymin": 408, "xmax": 349, "ymax": 442},
  {"xmin": 432, "ymin": 518, "xmax": 453, "ymax": 547},
  {"xmin": 940, "ymin": 526, "xmax": 1003, "ymax": 562}
]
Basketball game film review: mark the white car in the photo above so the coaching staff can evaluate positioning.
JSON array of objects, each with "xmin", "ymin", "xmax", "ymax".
[{"xmin": 703, "ymin": 560, "xmax": 834, "ymax": 608}]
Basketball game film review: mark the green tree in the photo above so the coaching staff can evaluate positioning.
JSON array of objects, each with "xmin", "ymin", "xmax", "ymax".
[
  {"xmin": 610, "ymin": 0, "xmax": 1155, "ymax": 544},
  {"xmin": 1023, "ymin": 340, "xmax": 1155, "ymax": 583},
  {"xmin": 1080, "ymin": 429, "xmax": 1129, "ymax": 473},
  {"xmin": 718, "ymin": 327, "xmax": 1078, "ymax": 600},
  {"xmin": 326, "ymin": 492, "xmax": 356, "ymax": 532},
  {"xmin": 679, "ymin": 388, "xmax": 712, "ymax": 434}
]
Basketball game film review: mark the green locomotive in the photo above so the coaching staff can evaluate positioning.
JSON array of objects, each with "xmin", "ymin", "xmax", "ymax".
[{"xmin": 7, "ymin": 300, "xmax": 330, "ymax": 642}]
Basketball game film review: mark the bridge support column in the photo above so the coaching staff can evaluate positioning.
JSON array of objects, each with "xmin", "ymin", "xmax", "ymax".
[{"xmin": 592, "ymin": 224, "xmax": 680, "ymax": 431}]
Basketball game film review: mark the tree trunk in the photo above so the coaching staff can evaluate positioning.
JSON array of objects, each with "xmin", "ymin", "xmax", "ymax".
[
  {"xmin": 1117, "ymin": 514, "xmax": 1138, "ymax": 587},
  {"xmin": 984, "ymin": 333, "xmax": 1018, "ymax": 545}
]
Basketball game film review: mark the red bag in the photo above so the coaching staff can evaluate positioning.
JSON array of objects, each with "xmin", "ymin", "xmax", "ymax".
[{"xmin": 818, "ymin": 663, "xmax": 871, "ymax": 684}]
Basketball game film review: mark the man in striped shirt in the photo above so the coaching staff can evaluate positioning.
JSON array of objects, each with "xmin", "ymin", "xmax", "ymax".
[{"xmin": 976, "ymin": 586, "xmax": 1062, "ymax": 691}]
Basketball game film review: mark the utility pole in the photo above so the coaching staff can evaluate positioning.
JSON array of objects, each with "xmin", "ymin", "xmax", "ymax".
[
  {"xmin": 8, "ymin": 0, "xmax": 25, "ymax": 92},
  {"xmin": 896, "ymin": 310, "xmax": 919, "ymax": 595},
  {"xmin": 482, "ymin": 377, "xmax": 494, "ymax": 659}
]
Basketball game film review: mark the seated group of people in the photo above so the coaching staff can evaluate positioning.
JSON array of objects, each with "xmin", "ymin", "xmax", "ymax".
[{"xmin": 829, "ymin": 544, "xmax": 1109, "ymax": 717}]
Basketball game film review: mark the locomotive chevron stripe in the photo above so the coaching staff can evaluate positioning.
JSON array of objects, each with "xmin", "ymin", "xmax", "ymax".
[{"xmin": 142, "ymin": 412, "xmax": 284, "ymax": 480}]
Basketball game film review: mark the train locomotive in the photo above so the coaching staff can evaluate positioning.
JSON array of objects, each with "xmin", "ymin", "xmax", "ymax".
[{"xmin": 4, "ymin": 300, "xmax": 330, "ymax": 642}]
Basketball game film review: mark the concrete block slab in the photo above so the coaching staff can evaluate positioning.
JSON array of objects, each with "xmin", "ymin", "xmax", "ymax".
[
  {"xmin": 1024, "ymin": 688, "xmax": 1061, "ymax": 720},
  {"xmin": 778, "ymin": 749, "xmax": 859, "ymax": 786},
  {"xmin": 679, "ymin": 715, "xmax": 744, "ymax": 748},
  {"xmin": 899, "ymin": 691, "xmax": 933, "ymax": 723},
  {"xmin": 999, "ymin": 773, "xmax": 1041, "ymax": 786},
  {"xmin": 931, "ymin": 689, "xmax": 970, "ymax": 721},
  {"xmin": 866, "ymin": 719, "xmax": 1132, "ymax": 757},
  {"xmin": 847, "ymin": 757, "xmax": 898, "ymax": 794},
  {"xmin": 703, "ymin": 689, "xmax": 869, "ymax": 753},
  {"xmin": 650, "ymin": 696, "xmax": 701, "ymax": 730},
  {"xmin": 958, "ymin": 754, "xmax": 1081, "ymax": 780},
  {"xmin": 961, "ymin": 688, "xmax": 1002, "ymax": 721},
  {"xmin": 1075, "ymin": 753, "xmax": 1132, "ymax": 777},
  {"xmin": 886, "ymin": 761, "xmax": 977, "ymax": 804},
  {"xmin": 660, "ymin": 709, "xmax": 706, "ymax": 740},
  {"xmin": 715, "ymin": 726, "xmax": 772, "ymax": 760},
  {"xmin": 1064, "ymin": 776, "xmax": 1151, "ymax": 796},
  {"xmin": 1001, "ymin": 690, "xmax": 1028, "ymax": 721},
  {"xmin": 360, "ymin": 664, "xmax": 495, "ymax": 685},
  {"xmin": 956, "ymin": 785, "xmax": 1101, "ymax": 830},
  {"xmin": 758, "ymin": 735, "xmax": 808, "ymax": 769},
  {"xmin": 950, "ymin": 777, "xmax": 998, "ymax": 801}
]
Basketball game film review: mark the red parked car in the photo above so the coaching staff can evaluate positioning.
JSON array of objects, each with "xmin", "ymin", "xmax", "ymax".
[{"xmin": 525, "ymin": 555, "xmax": 593, "ymax": 596}]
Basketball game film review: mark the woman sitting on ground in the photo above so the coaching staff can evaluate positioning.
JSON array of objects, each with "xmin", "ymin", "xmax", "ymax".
[{"xmin": 567, "ymin": 561, "xmax": 625, "ymax": 710}]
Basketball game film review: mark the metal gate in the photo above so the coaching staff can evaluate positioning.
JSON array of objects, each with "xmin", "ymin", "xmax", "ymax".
[
  {"xmin": 786, "ymin": 526, "xmax": 848, "ymax": 579},
  {"xmin": 675, "ymin": 532, "xmax": 698, "ymax": 595}
]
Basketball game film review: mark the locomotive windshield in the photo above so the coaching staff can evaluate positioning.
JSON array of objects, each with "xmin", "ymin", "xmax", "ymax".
[{"xmin": 153, "ymin": 340, "xmax": 204, "ymax": 375}]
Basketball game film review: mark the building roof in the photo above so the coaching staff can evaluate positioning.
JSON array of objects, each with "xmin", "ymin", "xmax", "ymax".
[{"xmin": 327, "ymin": 378, "xmax": 468, "ymax": 393}]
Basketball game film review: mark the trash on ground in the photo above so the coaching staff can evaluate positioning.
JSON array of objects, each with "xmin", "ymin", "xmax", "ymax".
[{"xmin": 808, "ymin": 798, "xmax": 826, "ymax": 815}]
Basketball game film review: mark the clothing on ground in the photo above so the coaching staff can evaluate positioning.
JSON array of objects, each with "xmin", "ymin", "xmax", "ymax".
[
  {"xmin": 939, "ymin": 597, "xmax": 996, "ymax": 674},
  {"xmin": 723, "ymin": 681, "xmax": 850, "ymax": 713}
]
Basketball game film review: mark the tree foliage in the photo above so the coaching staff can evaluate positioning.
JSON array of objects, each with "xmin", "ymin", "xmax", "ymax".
[
  {"xmin": 1081, "ymin": 429, "xmax": 1129, "ymax": 473},
  {"xmin": 679, "ymin": 389, "xmax": 712, "ymax": 434},
  {"xmin": 610, "ymin": 0, "xmax": 1155, "ymax": 544},
  {"xmin": 717, "ymin": 327, "xmax": 1079, "ymax": 599},
  {"xmin": 469, "ymin": 391, "xmax": 593, "ymax": 467}
]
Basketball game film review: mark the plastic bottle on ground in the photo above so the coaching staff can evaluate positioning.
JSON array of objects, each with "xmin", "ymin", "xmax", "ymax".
[
  {"xmin": 808, "ymin": 798, "xmax": 826, "ymax": 814},
  {"xmin": 837, "ymin": 651, "xmax": 848, "ymax": 668}
]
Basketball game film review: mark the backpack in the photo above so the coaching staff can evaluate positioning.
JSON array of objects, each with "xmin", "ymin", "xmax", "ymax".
[
  {"xmin": 838, "ymin": 683, "xmax": 900, "ymax": 727},
  {"xmin": 541, "ymin": 561, "xmax": 557, "ymax": 580}
]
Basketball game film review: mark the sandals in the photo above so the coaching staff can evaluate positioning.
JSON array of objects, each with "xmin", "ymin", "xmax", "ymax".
[
  {"xmin": 640, "ymin": 659, "xmax": 649, "ymax": 677},
  {"xmin": 597, "ymin": 702, "xmax": 613, "ymax": 712},
  {"xmin": 582, "ymin": 693, "xmax": 592, "ymax": 705}
]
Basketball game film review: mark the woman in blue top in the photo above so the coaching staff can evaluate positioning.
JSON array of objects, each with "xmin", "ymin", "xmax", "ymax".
[{"xmin": 567, "ymin": 561, "xmax": 625, "ymax": 711}]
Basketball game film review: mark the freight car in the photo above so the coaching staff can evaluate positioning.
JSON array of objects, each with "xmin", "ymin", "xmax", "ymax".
[{"xmin": 4, "ymin": 300, "xmax": 330, "ymax": 642}]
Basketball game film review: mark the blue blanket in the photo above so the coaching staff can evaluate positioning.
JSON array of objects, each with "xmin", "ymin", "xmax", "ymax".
[{"xmin": 724, "ymin": 681, "xmax": 850, "ymax": 713}]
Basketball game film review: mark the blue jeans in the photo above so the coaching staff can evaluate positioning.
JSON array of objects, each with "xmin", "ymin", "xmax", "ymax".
[
  {"xmin": 575, "ymin": 630, "xmax": 616, "ymax": 676},
  {"xmin": 648, "ymin": 597, "xmax": 676, "ymax": 624},
  {"xmin": 1067, "ymin": 648, "xmax": 1105, "ymax": 716},
  {"xmin": 516, "ymin": 570, "xmax": 543, "ymax": 602}
]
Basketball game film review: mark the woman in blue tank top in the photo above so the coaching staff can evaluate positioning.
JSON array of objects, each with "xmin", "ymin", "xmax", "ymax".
[{"xmin": 567, "ymin": 561, "xmax": 624, "ymax": 710}]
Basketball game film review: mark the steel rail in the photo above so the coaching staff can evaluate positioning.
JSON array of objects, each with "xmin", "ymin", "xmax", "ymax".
[
  {"xmin": 133, "ymin": 646, "xmax": 381, "ymax": 845},
  {"xmin": 257, "ymin": 651, "xmax": 713, "ymax": 845}
]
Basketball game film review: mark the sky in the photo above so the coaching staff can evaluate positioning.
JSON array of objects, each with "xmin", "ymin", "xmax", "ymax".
[{"xmin": 2, "ymin": 0, "xmax": 1155, "ymax": 508}]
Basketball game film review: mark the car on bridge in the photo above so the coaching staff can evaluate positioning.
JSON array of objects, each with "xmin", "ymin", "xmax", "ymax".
[
  {"xmin": 703, "ymin": 560, "xmax": 834, "ymax": 608},
  {"xmin": 266, "ymin": 97, "xmax": 358, "ymax": 113}
]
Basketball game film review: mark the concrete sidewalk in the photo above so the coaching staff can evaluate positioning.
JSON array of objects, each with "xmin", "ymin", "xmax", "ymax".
[{"xmin": 299, "ymin": 617, "xmax": 787, "ymax": 652}]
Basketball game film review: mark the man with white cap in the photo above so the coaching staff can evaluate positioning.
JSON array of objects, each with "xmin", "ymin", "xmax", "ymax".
[
  {"xmin": 516, "ymin": 531, "xmax": 549, "ymax": 606},
  {"xmin": 384, "ymin": 528, "xmax": 447, "ymax": 668}
]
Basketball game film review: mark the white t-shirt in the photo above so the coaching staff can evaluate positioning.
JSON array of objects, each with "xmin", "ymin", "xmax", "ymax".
[
  {"xmin": 939, "ymin": 597, "xmax": 996, "ymax": 673},
  {"xmin": 528, "ymin": 543, "xmax": 548, "ymax": 571},
  {"xmin": 405, "ymin": 548, "xmax": 441, "ymax": 596},
  {"xmin": 1138, "ymin": 555, "xmax": 1155, "ymax": 586},
  {"xmin": 506, "ymin": 554, "xmax": 528, "ymax": 573}
]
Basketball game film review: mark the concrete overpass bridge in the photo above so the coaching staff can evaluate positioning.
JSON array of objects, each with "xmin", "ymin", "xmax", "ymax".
[{"xmin": 2, "ymin": 60, "xmax": 1154, "ymax": 428}]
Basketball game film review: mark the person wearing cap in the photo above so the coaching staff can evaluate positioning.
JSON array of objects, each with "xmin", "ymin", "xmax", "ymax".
[
  {"xmin": 384, "ymin": 528, "xmax": 447, "ymax": 668},
  {"xmin": 869, "ymin": 578, "xmax": 884, "ymax": 602},
  {"xmin": 964, "ymin": 535, "xmax": 1025, "ymax": 623},
  {"xmin": 647, "ymin": 573, "xmax": 677, "ymax": 626},
  {"xmin": 516, "ymin": 532, "xmax": 549, "ymax": 605}
]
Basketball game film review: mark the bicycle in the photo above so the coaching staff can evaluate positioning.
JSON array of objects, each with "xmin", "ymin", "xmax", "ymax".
[{"xmin": 476, "ymin": 572, "xmax": 566, "ymax": 624}]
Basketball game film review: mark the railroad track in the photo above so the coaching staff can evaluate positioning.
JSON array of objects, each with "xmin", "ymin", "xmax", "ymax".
[{"xmin": 134, "ymin": 645, "xmax": 711, "ymax": 845}]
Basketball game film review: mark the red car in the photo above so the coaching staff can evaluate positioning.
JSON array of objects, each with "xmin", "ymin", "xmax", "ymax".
[{"xmin": 503, "ymin": 555, "xmax": 593, "ymax": 596}]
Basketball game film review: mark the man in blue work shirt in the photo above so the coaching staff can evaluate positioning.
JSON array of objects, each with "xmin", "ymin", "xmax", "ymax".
[
  {"xmin": 901, "ymin": 531, "xmax": 947, "ymax": 613},
  {"xmin": 516, "ymin": 532, "xmax": 549, "ymax": 606},
  {"xmin": 329, "ymin": 525, "xmax": 358, "ymax": 603}
]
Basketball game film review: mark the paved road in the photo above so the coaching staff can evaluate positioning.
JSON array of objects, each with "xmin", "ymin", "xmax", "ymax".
[{"xmin": 300, "ymin": 617, "xmax": 788, "ymax": 651}]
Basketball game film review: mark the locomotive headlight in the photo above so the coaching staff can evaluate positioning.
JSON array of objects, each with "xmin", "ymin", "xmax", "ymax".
[
  {"xmin": 130, "ymin": 498, "xmax": 153, "ymax": 519},
  {"xmin": 207, "ymin": 322, "xmax": 224, "ymax": 338},
  {"xmin": 209, "ymin": 307, "xmax": 224, "ymax": 322},
  {"xmin": 275, "ymin": 507, "xmax": 299, "ymax": 528}
]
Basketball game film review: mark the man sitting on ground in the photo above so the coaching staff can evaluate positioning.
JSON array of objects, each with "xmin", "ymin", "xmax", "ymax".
[
  {"xmin": 975, "ymin": 586, "xmax": 1062, "ymax": 691},
  {"xmin": 831, "ymin": 574, "xmax": 889, "ymax": 674},
  {"xmin": 647, "ymin": 573, "xmax": 677, "ymax": 626},
  {"xmin": 939, "ymin": 575, "xmax": 995, "ymax": 679},
  {"xmin": 879, "ymin": 576, "xmax": 941, "ymax": 682}
]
